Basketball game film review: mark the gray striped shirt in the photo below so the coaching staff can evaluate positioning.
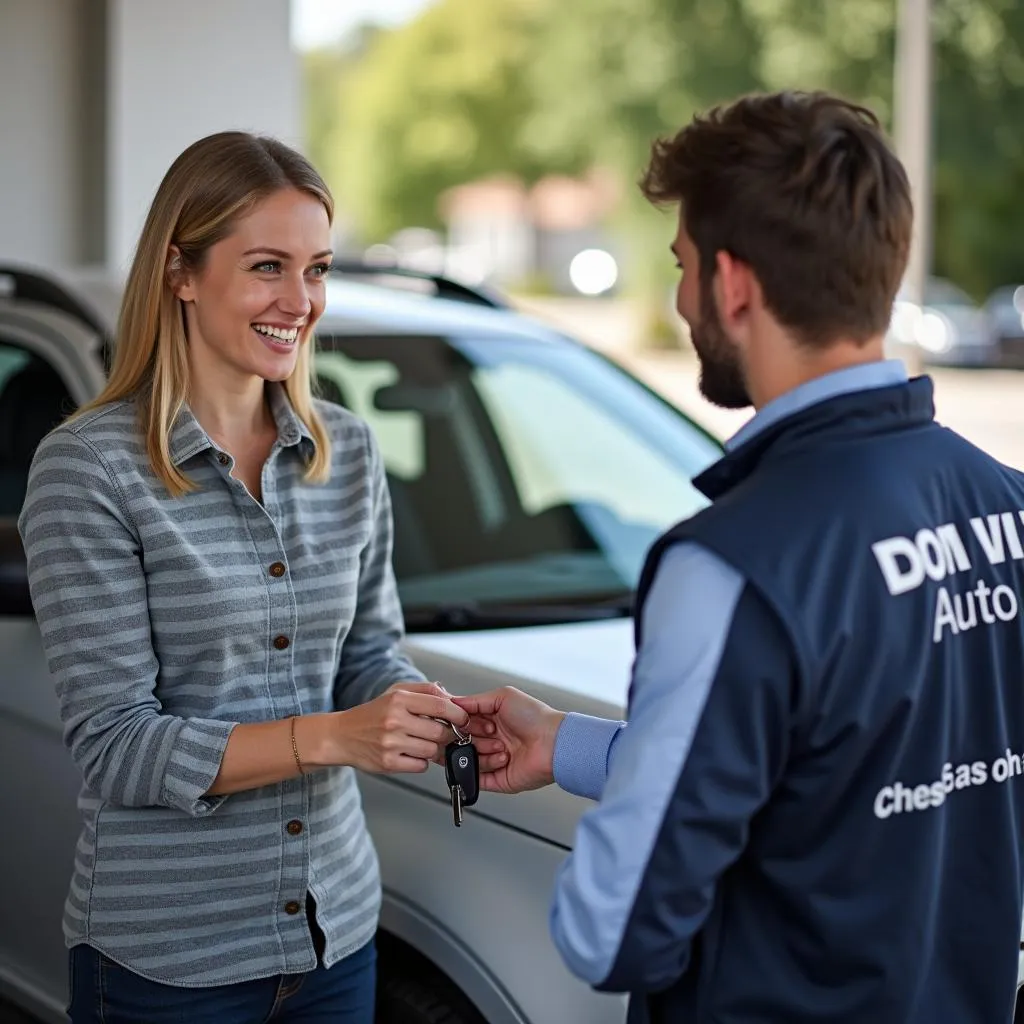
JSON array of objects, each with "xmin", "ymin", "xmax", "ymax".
[{"xmin": 18, "ymin": 383, "xmax": 423, "ymax": 986}]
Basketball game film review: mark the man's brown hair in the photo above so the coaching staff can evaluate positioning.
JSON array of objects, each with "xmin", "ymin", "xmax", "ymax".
[{"xmin": 641, "ymin": 90, "xmax": 913, "ymax": 347}]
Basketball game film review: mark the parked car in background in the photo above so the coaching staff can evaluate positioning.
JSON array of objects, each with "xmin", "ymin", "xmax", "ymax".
[
  {"xmin": 886, "ymin": 276, "xmax": 997, "ymax": 368},
  {"xmin": 0, "ymin": 262, "xmax": 723, "ymax": 1024},
  {"xmin": 984, "ymin": 284, "xmax": 1024, "ymax": 369}
]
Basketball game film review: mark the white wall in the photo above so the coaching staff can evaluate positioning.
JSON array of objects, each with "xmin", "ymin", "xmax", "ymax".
[
  {"xmin": 107, "ymin": 0, "xmax": 300, "ymax": 271},
  {"xmin": 0, "ymin": 0, "xmax": 92, "ymax": 266},
  {"xmin": 0, "ymin": 0, "xmax": 299, "ymax": 273}
]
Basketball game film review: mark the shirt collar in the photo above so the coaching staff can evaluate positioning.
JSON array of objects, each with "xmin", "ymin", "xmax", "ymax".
[
  {"xmin": 168, "ymin": 382, "xmax": 317, "ymax": 466},
  {"xmin": 725, "ymin": 359, "xmax": 909, "ymax": 452},
  {"xmin": 267, "ymin": 382, "xmax": 316, "ymax": 450}
]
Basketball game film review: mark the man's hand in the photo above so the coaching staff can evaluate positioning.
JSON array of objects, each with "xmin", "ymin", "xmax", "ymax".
[
  {"xmin": 454, "ymin": 687, "xmax": 565, "ymax": 794},
  {"xmin": 385, "ymin": 681, "xmax": 507, "ymax": 774}
]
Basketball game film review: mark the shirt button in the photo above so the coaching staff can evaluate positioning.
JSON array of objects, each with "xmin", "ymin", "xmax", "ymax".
[
  {"xmin": 217, "ymin": 452, "xmax": 230, "ymax": 465},
  {"xmin": 286, "ymin": 819, "xmax": 303, "ymax": 836},
  {"xmin": 269, "ymin": 562, "xmax": 286, "ymax": 578},
  {"xmin": 273, "ymin": 635, "xmax": 290, "ymax": 650},
  {"xmin": 284, "ymin": 901, "xmax": 301, "ymax": 915}
]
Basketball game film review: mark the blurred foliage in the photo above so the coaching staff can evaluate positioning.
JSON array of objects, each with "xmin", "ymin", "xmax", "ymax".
[
  {"xmin": 307, "ymin": 0, "xmax": 1024, "ymax": 301},
  {"xmin": 307, "ymin": 0, "xmax": 576, "ymax": 241},
  {"xmin": 930, "ymin": 0, "xmax": 1024, "ymax": 297},
  {"xmin": 513, "ymin": 269, "xmax": 559, "ymax": 297}
]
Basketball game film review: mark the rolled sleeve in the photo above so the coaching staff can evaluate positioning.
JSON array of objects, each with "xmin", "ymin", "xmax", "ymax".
[
  {"xmin": 19, "ymin": 429, "xmax": 236, "ymax": 816},
  {"xmin": 553, "ymin": 713, "xmax": 624, "ymax": 801}
]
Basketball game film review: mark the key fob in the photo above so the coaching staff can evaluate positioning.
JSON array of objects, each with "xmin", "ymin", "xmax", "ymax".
[{"xmin": 445, "ymin": 741, "xmax": 479, "ymax": 808}]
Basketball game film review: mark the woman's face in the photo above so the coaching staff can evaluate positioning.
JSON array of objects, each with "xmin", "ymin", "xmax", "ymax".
[{"xmin": 173, "ymin": 188, "xmax": 332, "ymax": 386}]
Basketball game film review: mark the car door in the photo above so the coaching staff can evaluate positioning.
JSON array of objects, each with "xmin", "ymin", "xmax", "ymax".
[{"xmin": 0, "ymin": 290, "xmax": 106, "ymax": 1023}]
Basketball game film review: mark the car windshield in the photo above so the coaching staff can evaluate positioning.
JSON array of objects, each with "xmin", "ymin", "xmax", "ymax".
[{"xmin": 315, "ymin": 330, "xmax": 721, "ymax": 626}]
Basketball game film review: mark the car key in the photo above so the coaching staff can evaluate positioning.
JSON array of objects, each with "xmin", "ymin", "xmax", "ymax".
[
  {"xmin": 444, "ymin": 725, "xmax": 479, "ymax": 828},
  {"xmin": 448, "ymin": 772, "xmax": 463, "ymax": 827},
  {"xmin": 445, "ymin": 743, "xmax": 479, "ymax": 826}
]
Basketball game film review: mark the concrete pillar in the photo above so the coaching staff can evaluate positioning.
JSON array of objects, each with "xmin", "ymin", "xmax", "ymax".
[
  {"xmin": 0, "ymin": 0, "xmax": 300, "ymax": 274},
  {"xmin": 0, "ymin": 0, "xmax": 103, "ymax": 266},
  {"xmin": 106, "ymin": 0, "xmax": 300, "ymax": 272},
  {"xmin": 893, "ymin": 0, "xmax": 933, "ymax": 305}
]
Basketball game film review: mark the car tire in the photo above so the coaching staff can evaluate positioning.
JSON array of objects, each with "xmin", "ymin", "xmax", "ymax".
[{"xmin": 376, "ymin": 970, "xmax": 486, "ymax": 1024}]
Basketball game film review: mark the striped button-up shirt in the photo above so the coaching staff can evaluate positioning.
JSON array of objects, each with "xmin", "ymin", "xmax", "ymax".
[{"xmin": 18, "ymin": 383, "xmax": 423, "ymax": 985}]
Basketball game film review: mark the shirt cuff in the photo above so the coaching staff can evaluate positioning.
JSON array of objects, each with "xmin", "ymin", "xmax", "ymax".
[
  {"xmin": 160, "ymin": 718, "xmax": 238, "ymax": 816},
  {"xmin": 553, "ymin": 713, "xmax": 624, "ymax": 801}
]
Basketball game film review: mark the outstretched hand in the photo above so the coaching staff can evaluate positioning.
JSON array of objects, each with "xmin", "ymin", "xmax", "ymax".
[
  {"xmin": 386, "ymin": 681, "xmax": 508, "ymax": 775},
  {"xmin": 454, "ymin": 687, "xmax": 565, "ymax": 795}
]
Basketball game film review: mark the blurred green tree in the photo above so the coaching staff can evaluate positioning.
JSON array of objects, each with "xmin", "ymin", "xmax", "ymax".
[
  {"xmin": 929, "ymin": 0, "xmax": 1024, "ymax": 298},
  {"xmin": 524, "ymin": 0, "xmax": 1024, "ymax": 300},
  {"xmin": 308, "ymin": 0, "xmax": 574, "ymax": 243},
  {"xmin": 304, "ymin": 42, "xmax": 365, "ymax": 204},
  {"xmin": 308, "ymin": 0, "xmax": 1024, "ymax": 299}
]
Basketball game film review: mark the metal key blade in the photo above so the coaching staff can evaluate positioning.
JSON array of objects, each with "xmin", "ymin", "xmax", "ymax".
[{"xmin": 450, "ymin": 784, "xmax": 463, "ymax": 827}]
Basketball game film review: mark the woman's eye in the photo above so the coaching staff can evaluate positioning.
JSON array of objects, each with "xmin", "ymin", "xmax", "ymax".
[
  {"xmin": 253, "ymin": 261, "xmax": 280, "ymax": 273},
  {"xmin": 308, "ymin": 263, "xmax": 331, "ymax": 279}
]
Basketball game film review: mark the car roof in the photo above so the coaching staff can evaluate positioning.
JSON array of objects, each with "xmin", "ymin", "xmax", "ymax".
[
  {"xmin": 318, "ymin": 277, "xmax": 568, "ymax": 344},
  {"xmin": 2, "ymin": 263, "xmax": 571, "ymax": 348}
]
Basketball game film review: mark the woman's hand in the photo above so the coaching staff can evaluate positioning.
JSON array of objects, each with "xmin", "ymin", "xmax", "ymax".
[{"xmin": 318, "ymin": 682, "xmax": 466, "ymax": 774}]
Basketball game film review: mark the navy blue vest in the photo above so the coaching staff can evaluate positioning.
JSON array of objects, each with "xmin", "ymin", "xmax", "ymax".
[{"xmin": 630, "ymin": 378, "xmax": 1024, "ymax": 1022}]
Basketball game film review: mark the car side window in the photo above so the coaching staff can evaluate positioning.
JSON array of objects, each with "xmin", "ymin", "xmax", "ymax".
[
  {"xmin": 315, "ymin": 350, "xmax": 425, "ymax": 480},
  {"xmin": 472, "ymin": 359, "xmax": 710, "ymax": 529},
  {"xmin": 0, "ymin": 341, "xmax": 76, "ymax": 517}
]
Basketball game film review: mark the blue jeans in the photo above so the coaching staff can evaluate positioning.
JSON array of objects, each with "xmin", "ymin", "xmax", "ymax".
[{"xmin": 67, "ymin": 938, "xmax": 376, "ymax": 1023}]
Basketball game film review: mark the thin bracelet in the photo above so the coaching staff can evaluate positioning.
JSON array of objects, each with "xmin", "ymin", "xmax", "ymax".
[{"xmin": 290, "ymin": 716, "xmax": 306, "ymax": 776}]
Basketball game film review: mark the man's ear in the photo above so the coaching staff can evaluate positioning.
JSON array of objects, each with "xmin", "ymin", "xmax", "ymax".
[
  {"xmin": 166, "ymin": 246, "xmax": 196, "ymax": 302},
  {"xmin": 714, "ymin": 250, "xmax": 758, "ymax": 331}
]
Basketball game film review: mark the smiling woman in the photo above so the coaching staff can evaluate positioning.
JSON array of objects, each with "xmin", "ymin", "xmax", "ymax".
[
  {"xmin": 164, "ymin": 187, "xmax": 336, "ymax": 499},
  {"xmin": 79, "ymin": 132, "xmax": 337, "ymax": 498},
  {"xmin": 17, "ymin": 131, "xmax": 496, "ymax": 1024}
]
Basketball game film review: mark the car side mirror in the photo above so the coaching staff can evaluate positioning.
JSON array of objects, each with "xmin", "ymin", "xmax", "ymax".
[{"xmin": 0, "ymin": 523, "xmax": 33, "ymax": 616}]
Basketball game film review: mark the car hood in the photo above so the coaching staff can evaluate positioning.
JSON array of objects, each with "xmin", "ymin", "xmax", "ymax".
[{"xmin": 406, "ymin": 617, "xmax": 634, "ymax": 714}]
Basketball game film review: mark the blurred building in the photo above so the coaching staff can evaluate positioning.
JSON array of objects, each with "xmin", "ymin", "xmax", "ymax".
[
  {"xmin": 0, "ymin": 0, "xmax": 300, "ymax": 275},
  {"xmin": 438, "ymin": 170, "xmax": 622, "ymax": 295}
]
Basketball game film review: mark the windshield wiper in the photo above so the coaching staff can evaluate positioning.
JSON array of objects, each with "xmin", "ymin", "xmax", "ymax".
[
  {"xmin": 404, "ymin": 596, "xmax": 634, "ymax": 632},
  {"xmin": 570, "ymin": 590, "xmax": 636, "ymax": 613}
]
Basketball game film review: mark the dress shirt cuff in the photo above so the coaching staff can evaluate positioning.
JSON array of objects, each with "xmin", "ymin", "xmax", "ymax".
[
  {"xmin": 160, "ymin": 718, "xmax": 238, "ymax": 816},
  {"xmin": 553, "ymin": 713, "xmax": 624, "ymax": 801}
]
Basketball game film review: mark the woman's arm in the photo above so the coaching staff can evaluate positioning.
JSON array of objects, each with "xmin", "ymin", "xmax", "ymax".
[
  {"xmin": 19, "ymin": 429, "xmax": 236, "ymax": 816},
  {"xmin": 206, "ymin": 684, "xmax": 466, "ymax": 795},
  {"xmin": 19, "ymin": 429, "xmax": 472, "ymax": 810}
]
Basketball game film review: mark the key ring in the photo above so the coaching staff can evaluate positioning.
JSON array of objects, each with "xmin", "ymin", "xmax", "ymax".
[{"xmin": 432, "ymin": 716, "xmax": 470, "ymax": 744}]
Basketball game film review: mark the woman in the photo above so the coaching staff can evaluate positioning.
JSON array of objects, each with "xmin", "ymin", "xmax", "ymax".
[{"xmin": 18, "ymin": 131, "xmax": 503, "ymax": 1023}]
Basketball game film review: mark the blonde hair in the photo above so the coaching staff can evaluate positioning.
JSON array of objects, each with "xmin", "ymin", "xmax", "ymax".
[{"xmin": 78, "ymin": 131, "xmax": 334, "ymax": 496}]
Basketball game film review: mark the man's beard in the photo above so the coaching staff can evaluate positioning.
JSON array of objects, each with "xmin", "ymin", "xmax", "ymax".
[{"xmin": 690, "ymin": 279, "xmax": 751, "ymax": 409}]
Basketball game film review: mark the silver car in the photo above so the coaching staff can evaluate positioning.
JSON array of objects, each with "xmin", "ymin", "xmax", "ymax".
[
  {"xmin": 0, "ymin": 262, "xmax": 722, "ymax": 1023},
  {"xmin": 886, "ymin": 276, "xmax": 997, "ymax": 368}
]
